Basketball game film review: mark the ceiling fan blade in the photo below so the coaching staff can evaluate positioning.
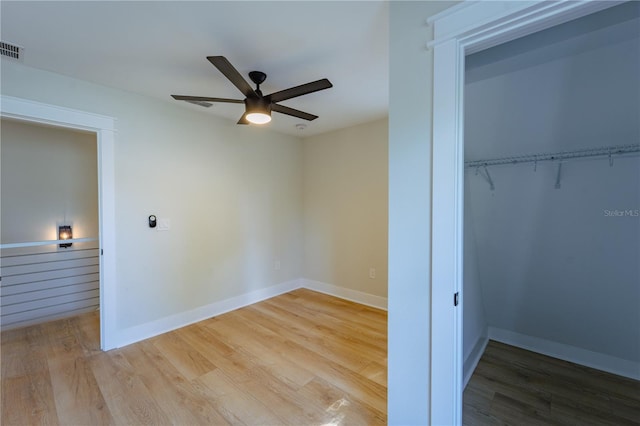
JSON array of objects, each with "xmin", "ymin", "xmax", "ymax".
[
  {"xmin": 271, "ymin": 104, "xmax": 318, "ymax": 121},
  {"xmin": 171, "ymin": 95, "xmax": 244, "ymax": 104},
  {"xmin": 268, "ymin": 79, "xmax": 333, "ymax": 103},
  {"xmin": 237, "ymin": 113, "xmax": 250, "ymax": 125},
  {"xmin": 207, "ymin": 56, "xmax": 257, "ymax": 98}
]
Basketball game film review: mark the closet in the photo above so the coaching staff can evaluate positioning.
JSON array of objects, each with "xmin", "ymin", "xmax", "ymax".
[{"xmin": 463, "ymin": 1, "xmax": 640, "ymax": 382}]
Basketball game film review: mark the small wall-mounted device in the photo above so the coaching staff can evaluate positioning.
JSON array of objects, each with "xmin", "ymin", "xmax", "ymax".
[
  {"xmin": 148, "ymin": 215, "xmax": 157, "ymax": 228},
  {"xmin": 58, "ymin": 225, "xmax": 73, "ymax": 248}
]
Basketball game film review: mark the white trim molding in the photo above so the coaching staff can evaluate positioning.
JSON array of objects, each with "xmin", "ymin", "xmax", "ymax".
[
  {"xmin": 116, "ymin": 279, "xmax": 387, "ymax": 348},
  {"xmin": 0, "ymin": 95, "xmax": 118, "ymax": 350},
  {"xmin": 463, "ymin": 335, "xmax": 489, "ymax": 388},
  {"xmin": 302, "ymin": 279, "xmax": 388, "ymax": 311},
  {"xmin": 489, "ymin": 328, "xmax": 640, "ymax": 381},
  {"xmin": 428, "ymin": 1, "xmax": 624, "ymax": 424},
  {"xmin": 117, "ymin": 279, "xmax": 302, "ymax": 348},
  {"xmin": 1, "ymin": 95, "xmax": 116, "ymax": 131},
  {"xmin": 115, "ymin": 278, "xmax": 387, "ymax": 348},
  {"xmin": 427, "ymin": 1, "xmax": 624, "ymax": 53}
]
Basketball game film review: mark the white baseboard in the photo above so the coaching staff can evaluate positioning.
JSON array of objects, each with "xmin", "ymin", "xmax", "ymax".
[
  {"xmin": 115, "ymin": 278, "xmax": 387, "ymax": 348},
  {"xmin": 301, "ymin": 279, "xmax": 388, "ymax": 311},
  {"xmin": 463, "ymin": 335, "xmax": 488, "ymax": 388},
  {"xmin": 116, "ymin": 279, "xmax": 302, "ymax": 348},
  {"xmin": 489, "ymin": 327, "xmax": 640, "ymax": 381}
]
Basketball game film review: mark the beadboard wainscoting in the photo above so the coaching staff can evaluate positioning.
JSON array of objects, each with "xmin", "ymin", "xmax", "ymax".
[{"xmin": 1, "ymin": 240, "xmax": 100, "ymax": 330}]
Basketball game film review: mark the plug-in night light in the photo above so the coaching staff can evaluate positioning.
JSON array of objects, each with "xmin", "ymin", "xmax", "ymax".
[{"xmin": 58, "ymin": 225, "xmax": 72, "ymax": 248}]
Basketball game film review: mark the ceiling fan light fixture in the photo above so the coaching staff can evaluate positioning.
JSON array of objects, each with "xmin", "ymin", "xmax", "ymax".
[
  {"xmin": 245, "ymin": 97, "xmax": 272, "ymax": 124},
  {"xmin": 246, "ymin": 111, "xmax": 271, "ymax": 124}
]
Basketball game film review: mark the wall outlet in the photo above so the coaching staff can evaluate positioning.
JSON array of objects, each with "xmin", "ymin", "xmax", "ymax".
[
  {"xmin": 274, "ymin": 260, "xmax": 281, "ymax": 271},
  {"xmin": 369, "ymin": 268, "xmax": 376, "ymax": 279}
]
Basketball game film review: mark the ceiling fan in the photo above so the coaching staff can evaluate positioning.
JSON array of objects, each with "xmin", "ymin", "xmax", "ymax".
[{"xmin": 172, "ymin": 56, "xmax": 333, "ymax": 125}]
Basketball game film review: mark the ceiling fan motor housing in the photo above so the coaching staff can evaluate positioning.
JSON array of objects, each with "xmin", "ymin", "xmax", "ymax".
[{"xmin": 245, "ymin": 96, "xmax": 271, "ymax": 114}]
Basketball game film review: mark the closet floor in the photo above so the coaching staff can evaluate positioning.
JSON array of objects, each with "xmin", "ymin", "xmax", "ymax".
[{"xmin": 463, "ymin": 340, "xmax": 640, "ymax": 425}]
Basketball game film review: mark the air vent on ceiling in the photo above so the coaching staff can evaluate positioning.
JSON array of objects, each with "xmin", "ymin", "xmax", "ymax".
[
  {"xmin": 186, "ymin": 100, "xmax": 212, "ymax": 108},
  {"xmin": 0, "ymin": 41, "xmax": 23, "ymax": 61}
]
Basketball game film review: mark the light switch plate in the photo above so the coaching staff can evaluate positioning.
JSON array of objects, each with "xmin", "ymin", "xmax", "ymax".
[{"xmin": 157, "ymin": 218, "xmax": 170, "ymax": 231}]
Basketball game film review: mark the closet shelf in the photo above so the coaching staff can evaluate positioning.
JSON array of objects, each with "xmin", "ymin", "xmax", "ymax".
[
  {"xmin": 465, "ymin": 143, "xmax": 639, "ymax": 168},
  {"xmin": 0, "ymin": 238, "xmax": 98, "ymax": 250}
]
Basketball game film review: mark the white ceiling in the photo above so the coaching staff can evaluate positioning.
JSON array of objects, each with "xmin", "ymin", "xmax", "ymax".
[{"xmin": 1, "ymin": 1, "xmax": 389, "ymax": 138}]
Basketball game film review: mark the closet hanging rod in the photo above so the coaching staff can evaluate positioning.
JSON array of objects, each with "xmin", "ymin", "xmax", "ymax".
[{"xmin": 465, "ymin": 143, "xmax": 639, "ymax": 168}]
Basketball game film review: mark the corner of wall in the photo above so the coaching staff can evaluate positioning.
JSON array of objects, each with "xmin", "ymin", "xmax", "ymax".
[
  {"xmin": 301, "ymin": 278, "xmax": 388, "ymax": 311},
  {"xmin": 463, "ymin": 333, "xmax": 489, "ymax": 388},
  {"xmin": 488, "ymin": 327, "xmax": 640, "ymax": 381}
]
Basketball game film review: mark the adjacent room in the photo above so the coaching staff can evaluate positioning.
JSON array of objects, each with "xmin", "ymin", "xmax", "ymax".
[{"xmin": 1, "ymin": 119, "xmax": 100, "ymax": 331}]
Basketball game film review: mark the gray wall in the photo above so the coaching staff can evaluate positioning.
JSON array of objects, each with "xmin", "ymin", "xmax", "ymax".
[
  {"xmin": 462, "ymin": 174, "xmax": 487, "ymax": 377},
  {"xmin": 464, "ymin": 2, "xmax": 640, "ymax": 368},
  {"xmin": 465, "ymin": 1, "xmax": 639, "ymax": 159},
  {"xmin": 466, "ymin": 159, "xmax": 639, "ymax": 361}
]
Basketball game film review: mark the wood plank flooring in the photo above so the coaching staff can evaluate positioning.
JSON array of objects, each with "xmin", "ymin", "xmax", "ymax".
[
  {"xmin": 1, "ymin": 288, "xmax": 387, "ymax": 425},
  {"xmin": 463, "ymin": 340, "xmax": 640, "ymax": 425},
  {"xmin": 6, "ymin": 288, "xmax": 637, "ymax": 425}
]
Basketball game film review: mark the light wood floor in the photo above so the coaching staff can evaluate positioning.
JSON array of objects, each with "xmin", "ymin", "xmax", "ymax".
[
  {"xmin": 1, "ymin": 288, "xmax": 387, "ymax": 425},
  {"xmin": 463, "ymin": 340, "xmax": 640, "ymax": 425}
]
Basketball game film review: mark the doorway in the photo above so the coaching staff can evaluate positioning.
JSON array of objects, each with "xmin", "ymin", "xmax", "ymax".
[
  {"xmin": 1, "ymin": 119, "xmax": 100, "ymax": 331},
  {"xmin": 461, "ymin": 1, "xmax": 640, "ymax": 421},
  {"xmin": 428, "ymin": 1, "xmax": 628, "ymax": 423},
  {"xmin": 0, "ymin": 95, "xmax": 117, "ymax": 350}
]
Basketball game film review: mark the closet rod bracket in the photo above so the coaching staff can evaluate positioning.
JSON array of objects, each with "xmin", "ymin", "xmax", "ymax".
[
  {"xmin": 555, "ymin": 162, "xmax": 562, "ymax": 189},
  {"xmin": 483, "ymin": 165, "xmax": 495, "ymax": 191}
]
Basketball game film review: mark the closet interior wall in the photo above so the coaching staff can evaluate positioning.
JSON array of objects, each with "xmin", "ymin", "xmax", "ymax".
[{"xmin": 463, "ymin": 1, "xmax": 640, "ymax": 382}]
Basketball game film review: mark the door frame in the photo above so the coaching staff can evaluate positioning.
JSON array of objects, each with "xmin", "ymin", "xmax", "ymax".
[
  {"xmin": 1, "ymin": 95, "xmax": 117, "ymax": 350},
  {"xmin": 427, "ymin": 1, "xmax": 624, "ymax": 424}
]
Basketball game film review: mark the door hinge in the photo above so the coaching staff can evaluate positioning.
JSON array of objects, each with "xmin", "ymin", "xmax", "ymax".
[
  {"xmin": 101, "ymin": 249, "xmax": 104, "ymax": 255},
  {"xmin": 454, "ymin": 292, "xmax": 459, "ymax": 307}
]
